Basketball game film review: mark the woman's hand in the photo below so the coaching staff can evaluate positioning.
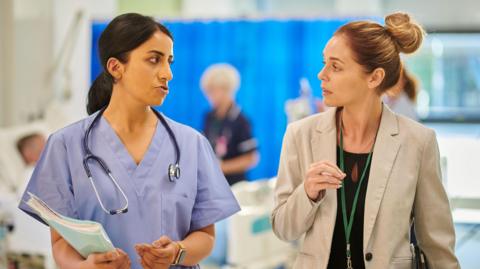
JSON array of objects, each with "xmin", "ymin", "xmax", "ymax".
[
  {"xmin": 81, "ymin": 248, "xmax": 131, "ymax": 269},
  {"xmin": 304, "ymin": 160, "xmax": 346, "ymax": 201},
  {"xmin": 135, "ymin": 236, "xmax": 179, "ymax": 269}
]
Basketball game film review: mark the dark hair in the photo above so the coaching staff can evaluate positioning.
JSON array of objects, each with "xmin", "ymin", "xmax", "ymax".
[
  {"xmin": 402, "ymin": 68, "xmax": 418, "ymax": 102},
  {"xmin": 335, "ymin": 12, "xmax": 425, "ymax": 94},
  {"xmin": 87, "ymin": 13, "xmax": 173, "ymax": 115}
]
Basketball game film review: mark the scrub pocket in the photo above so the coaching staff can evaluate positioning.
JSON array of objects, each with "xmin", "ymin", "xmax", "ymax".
[{"xmin": 161, "ymin": 193, "xmax": 195, "ymax": 241}]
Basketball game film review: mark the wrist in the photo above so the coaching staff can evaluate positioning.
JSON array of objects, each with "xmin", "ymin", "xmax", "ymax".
[{"xmin": 172, "ymin": 241, "xmax": 186, "ymax": 265}]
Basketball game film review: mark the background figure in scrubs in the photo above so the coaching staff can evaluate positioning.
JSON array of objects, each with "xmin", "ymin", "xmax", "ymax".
[
  {"xmin": 200, "ymin": 63, "xmax": 259, "ymax": 186},
  {"xmin": 19, "ymin": 13, "xmax": 240, "ymax": 269},
  {"xmin": 384, "ymin": 67, "xmax": 419, "ymax": 121}
]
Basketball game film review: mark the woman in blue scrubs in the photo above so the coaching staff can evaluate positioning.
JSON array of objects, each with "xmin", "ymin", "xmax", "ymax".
[{"xmin": 19, "ymin": 13, "xmax": 240, "ymax": 269}]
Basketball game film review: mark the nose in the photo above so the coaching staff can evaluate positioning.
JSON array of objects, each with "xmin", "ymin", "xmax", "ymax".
[
  {"xmin": 158, "ymin": 64, "xmax": 173, "ymax": 82},
  {"xmin": 318, "ymin": 65, "xmax": 327, "ymax": 82}
]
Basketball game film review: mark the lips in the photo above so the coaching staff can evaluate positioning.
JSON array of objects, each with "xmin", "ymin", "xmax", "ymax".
[
  {"xmin": 322, "ymin": 88, "xmax": 332, "ymax": 95},
  {"xmin": 155, "ymin": 85, "xmax": 169, "ymax": 94}
]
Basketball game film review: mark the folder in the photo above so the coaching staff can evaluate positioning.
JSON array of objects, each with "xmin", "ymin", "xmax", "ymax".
[{"xmin": 25, "ymin": 192, "xmax": 115, "ymax": 258}]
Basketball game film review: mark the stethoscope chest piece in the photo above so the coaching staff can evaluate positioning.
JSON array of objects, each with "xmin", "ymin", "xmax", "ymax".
[{"xmin": 168, "ymin": 163, "xmax": 181, "ymax": 182}]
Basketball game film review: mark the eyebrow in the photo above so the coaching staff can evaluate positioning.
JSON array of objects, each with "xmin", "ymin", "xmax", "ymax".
[
  {"xmin": 147, "ymin": 50, "xmax": 174, "ymax": 60},
  {"xmin": 322, "ymin": 54, "xmax": 345, "ymax": 64}
]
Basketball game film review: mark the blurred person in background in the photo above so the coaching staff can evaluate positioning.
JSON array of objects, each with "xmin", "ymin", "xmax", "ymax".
[
  {"xmin": 201, "ymin": 63, "xmax": 259, "ymax": 186},
  {"xmin": 384, "ymin": 67, "xmax": 419, "ymax": 121}
]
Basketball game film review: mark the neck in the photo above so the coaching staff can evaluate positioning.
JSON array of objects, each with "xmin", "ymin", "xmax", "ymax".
[
  {"xmin": 340, "ymin": 97, "xmax": 383, "ymax": 146},
  {"xmin": 103, "ymin": 87, "xmax": 156, "ymax": 132},
  {"xmin": 215, "ymin": 100, "xmax": 233, "ymax": 119}
]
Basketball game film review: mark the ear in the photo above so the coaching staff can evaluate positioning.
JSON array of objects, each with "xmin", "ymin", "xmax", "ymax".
[
  {"xmin": 106, "ymin": 57, "xmax": 124, "ymax": 82},
  {"xmin": 367, "ymin": 67, "xmax": 385, "ymax": 90}
]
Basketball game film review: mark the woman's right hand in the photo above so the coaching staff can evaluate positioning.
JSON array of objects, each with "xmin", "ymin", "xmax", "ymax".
[
  {"xmin": 304, "ymin": 160, "xmax": 346, "ymax": 201},
  {"xmin": 81, "ymin": 248, "xmax": 131, "ymax": 269}
]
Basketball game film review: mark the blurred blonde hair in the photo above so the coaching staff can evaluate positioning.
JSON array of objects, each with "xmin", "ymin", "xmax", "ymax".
[{"xmin": 200, "ymin": 63, "xmax": 241, "ymax": 96}]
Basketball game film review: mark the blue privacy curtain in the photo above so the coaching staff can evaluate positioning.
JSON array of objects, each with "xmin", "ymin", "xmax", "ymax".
[{"xmin": 91, "ymin": 18, "xmax": 351, "ymax": 180}]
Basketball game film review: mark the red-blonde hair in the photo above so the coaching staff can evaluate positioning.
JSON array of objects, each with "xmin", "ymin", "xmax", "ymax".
[{"xmin": 335, "ymin": 12, "xmax": 425, "ymax": 94}]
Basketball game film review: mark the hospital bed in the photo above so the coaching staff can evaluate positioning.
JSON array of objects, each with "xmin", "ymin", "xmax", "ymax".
[
  {"xmin": 0, "ymin": 121, "xmax": 56, "ymax": 269},
  {"xmin": 202, "ymin": 178, "xmax": 295, "ymax": 269}
]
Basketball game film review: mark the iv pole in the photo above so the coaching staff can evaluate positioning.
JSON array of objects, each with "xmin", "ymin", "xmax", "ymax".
[{"xmin": 43, "ymin": 10, "xmax": 84, "ymax": 117}]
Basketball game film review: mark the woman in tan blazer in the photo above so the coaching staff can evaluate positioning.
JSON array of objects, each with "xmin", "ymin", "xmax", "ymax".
[{"xmin": 271, "ymin": 12, "xmax": 460, "ymax": 269}]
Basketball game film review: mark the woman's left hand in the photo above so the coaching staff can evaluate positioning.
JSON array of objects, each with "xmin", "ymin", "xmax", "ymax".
[{"xmin": 135, "ymin": 236, "xmax": 180, "ymax": 269}]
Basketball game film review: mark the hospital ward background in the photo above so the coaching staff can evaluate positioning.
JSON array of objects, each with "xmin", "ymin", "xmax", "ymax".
[{"xmin": 1, "ymin": 0, "xmax": 480, "ymax": 268}]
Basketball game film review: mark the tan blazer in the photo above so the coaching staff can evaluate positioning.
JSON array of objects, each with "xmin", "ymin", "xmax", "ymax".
[{"xmin": 271, "ymin": 105, "xmax": 460, "ymax": 269}]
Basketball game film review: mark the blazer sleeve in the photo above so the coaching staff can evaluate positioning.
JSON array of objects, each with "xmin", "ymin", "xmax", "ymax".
[
  {"xmin": 414, "ymin": 130, "xmax": 460, "ymax": 268},
  {"xmin": 271, "ymin": 124, "xmax": 324, "ymax": 241}
]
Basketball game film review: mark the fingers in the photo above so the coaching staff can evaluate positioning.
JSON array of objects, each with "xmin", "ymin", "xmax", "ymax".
[
  {"xmin": 143, "ymin": 246, "xmax": 171, "ymax": 259},
  {"xmin": 88, "ymin": 250, "xmax": 119, "ymax": 264},
  {"xmin": 135, "ymin": 243, "xmax": 149, "ymax": 256},
  {"xmin": 312, "ymin": 182, "xmax": 342, "ymax": 191},
  {"xmin": 136, "ymin": 242, "xmax": 175, "ymax": 269},
  {"xmin": 304, "ymin": 160, "xmax": 347, "ymax": 201},
  {"xmin": 308, "ymin": 174, "xmax": 343, "ymax": 185},
  {"xmin": 116, "ymin": 248, "xmax": 131, "ymax": 269},
  {"xmin": 309, "ymin": 160, "xmax": 345, "ymax": 179},
  {"xmin": 105, "ymin": 248, "xmax": 130, "ymax": 269},
  {"xmin": 153, "ymin": 236, "xmax": 172, "ymax": 248},
  {"xmin": 140, "ymin": 251, "xmax": 170, "ymax": 269},
  {"xmin": 140, "ymin": 254, "xmax": 153, "ymax": 268}
]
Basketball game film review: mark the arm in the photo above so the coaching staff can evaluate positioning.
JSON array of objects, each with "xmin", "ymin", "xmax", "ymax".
[
  {"xmin": 271, "ymin": 125, "xmax": 317, "ymax": 241},
  {"xmin": 51, "ymin": 229, "xmax": 84, "ymax": 269},
  {"xmin": 221, "ymin": 150, "xmax": 259, "ymax": 174},
  {"xmin": 51, "ymin": 229, "xmax": 130, "ymax": 269},
  {"xmin": 178, "ymin": 224, "xmax": 215, "ymax": 266},
  {"xmin": 413, "ymin": 130, "xmax": 460, "ymax": 269}
]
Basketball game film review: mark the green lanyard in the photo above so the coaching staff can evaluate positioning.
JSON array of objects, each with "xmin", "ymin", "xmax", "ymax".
[{"xmin": 339, "ymin": 125, "xmax": 373, "ymax": 269}]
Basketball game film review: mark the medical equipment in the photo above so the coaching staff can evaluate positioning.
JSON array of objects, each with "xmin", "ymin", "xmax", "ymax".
[
  {"xmin": 285, "ymin": 77, "xmax": 319, "ymax": 123},
  {"xmin": 83, "ymin": 107, "xmax": 181, "ymax": 215},
  {"xmin": 227, "ymin": 178, "xmax": 294, "ymax": 268},
  {"xmin": 0, "ymin": 207, "xmax": 13, "ymax": 269}
]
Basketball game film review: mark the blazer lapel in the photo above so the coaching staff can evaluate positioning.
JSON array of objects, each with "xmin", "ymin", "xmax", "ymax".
[
  {"xmin": 311, "ymin": 107, "xmax": 337, "ymax": 164},
  {"xmin": 311, "ymin": 107, "xmax": 339, "ymax": 252},
  {"xmin": 363, "ymin": 105, "xmax": 401, "ymax": 250}
]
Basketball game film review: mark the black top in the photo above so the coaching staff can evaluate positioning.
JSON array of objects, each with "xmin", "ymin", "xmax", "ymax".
[
  {"xmin": 327, "ymin": 146, "xmax": 372, "ymax": 269},
  {"xmin": 203, "ymin": 104, "xmax": 258, "ymax": 186}
]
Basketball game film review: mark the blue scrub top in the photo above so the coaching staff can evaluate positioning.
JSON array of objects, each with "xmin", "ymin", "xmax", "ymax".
[{"xmin": 18, "ymin": 111, "xmax": 241, "ymax": 269}]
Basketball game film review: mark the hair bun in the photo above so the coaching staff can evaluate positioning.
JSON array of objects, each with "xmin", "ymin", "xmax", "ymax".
[{"xmin": 385, "ymin": 12, "xmax": 425, "ymax": 54}]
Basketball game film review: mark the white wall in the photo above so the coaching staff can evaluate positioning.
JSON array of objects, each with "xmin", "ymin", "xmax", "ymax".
[
  {"xmin": 181, "ymin": 0, "xmax": 480, "ymax": 28},
  {"xmin": 0, "ymin": 0, "xmax": 116, "ymax": 129},
  {"xmin": 14, "ymin": 0, "xmax": 53, "ymax": 124},
  {"xmin": 0, "ymin": 0, "xmax": 54, "ymax": 127},
  {"xmin": 46, "ymin": 0, "xmax": 117, "ymax": 131},
  {"xmin": 0, "ymin": 0, "xmax": 14, "ymax": 126},
  {"xmin": 384, "ymin": 0, "xmax": 480, "ymax": 30}
]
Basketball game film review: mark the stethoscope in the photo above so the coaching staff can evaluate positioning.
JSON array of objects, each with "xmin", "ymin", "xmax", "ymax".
[{"xmin": 82, "ymin": 107, "xmax": 181, "ymax": 215}]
